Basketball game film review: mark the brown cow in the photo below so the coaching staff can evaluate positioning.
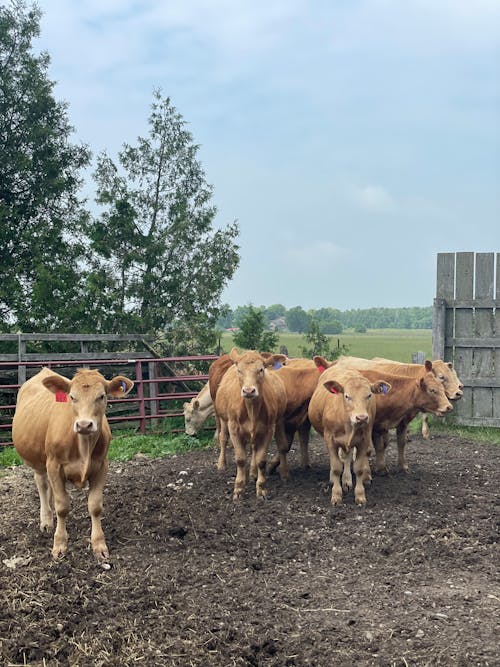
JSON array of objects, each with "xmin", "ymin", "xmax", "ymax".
[
  {"xmin": 212, "ymin": 351, "xmax": 286, "ymax": 470},
  {"xmin": 371, "ymin": 357, "xmax": 463, "ymax": 439},
  {"xmin": 12, "ymin": 367, "xmax": 134, "ymax": 560},
  {"xmin": 267, "ymin": 358, "xmax": 325, "ymax": 474},
  {"xmin": 308, "ymin": 365, "xmax": 391, "ymax": 505},
  {"xmin": 327, "ymin": 357, "xmax": 453, "ymax": 473},
  {"xmin": 214, "ymin": 348, "xmax": 288, "ymax": 499},
  {"xmin": 334, "ymin": 356, "xmax": 457, "ymax": 471}
]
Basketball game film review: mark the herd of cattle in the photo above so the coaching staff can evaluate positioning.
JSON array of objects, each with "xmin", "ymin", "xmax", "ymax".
[{"xmin": 11, "ymin": 350, "xmax": 463, "ymax": 561}]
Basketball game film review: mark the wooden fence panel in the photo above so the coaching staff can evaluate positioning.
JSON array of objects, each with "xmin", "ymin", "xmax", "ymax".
[{"xmin": 434, "ymin": 251, "xmax": 500, "ymax": 427}]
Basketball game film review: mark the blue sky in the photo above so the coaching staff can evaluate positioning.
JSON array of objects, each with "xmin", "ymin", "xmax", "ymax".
[{"xmin": 35, "ymin": 0, "xmax": 499, "ymax": 311}]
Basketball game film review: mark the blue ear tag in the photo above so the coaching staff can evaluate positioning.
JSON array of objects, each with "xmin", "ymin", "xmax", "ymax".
[
  {"xmin": 382, "ymin": 384, "xmax": 388, "ymax": 395},
  {"xmin": 273, "ymin": 361, "xmax": 283, "ymax": 370},
  {"xmin": 120, "ymin": 380, "xmax": 127, "ymax": 392}
]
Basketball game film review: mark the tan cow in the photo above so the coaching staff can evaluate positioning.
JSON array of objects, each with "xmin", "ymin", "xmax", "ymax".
[
  {"xmin": 308, "ymin": 365, "xmax": 391, "ymax": 505},
  {"xmin": 12, "ymin": 367, "xmax": 134, "ymax": 560},
  {"xmin": 212, "ymin": 351, "xmax": 286, "ymax": 470},
  {"xmin": 328, "ymin": 357, "xmax": 453, "ymax": 472},
  {"xmin": 371, "ymin": 357, "xmax": 463, "ymax": 438},
  {"xmin": 183, "ymin": 381, "xmax": 215, "ymax": 436},
  {"xmin": 214, "ymin": 348, "xmax": 288, "ymax": 499}
]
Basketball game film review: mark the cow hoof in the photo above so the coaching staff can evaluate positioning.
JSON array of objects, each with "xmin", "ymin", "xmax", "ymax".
[
  {"xmin": 375, "ymin": 466, "xmax": 388, "ymax": 476},
  {"xmin": 52, "ymin": 545, "xmax": 67, "ymax": 560},
  {"xmin": 355, "ymin": 497, "xmax": 367, "ymax": 506},
  {"xmin": 94, "ymin": 548, "xmax": 109, "ymax": 561},
  {"xmin": 40, "ymin": 521, "xmax": 54, "ymax": 534},
  {"xmin": 331, "ymin": 497, "xmax": 343, "ymax": 507}
]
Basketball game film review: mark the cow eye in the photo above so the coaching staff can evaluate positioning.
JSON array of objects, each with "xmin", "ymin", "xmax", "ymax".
[
  {"xmin": 344, "ymin": 394, "xmax": 351, "ymax": 401},
  {"xmin": 438, "ymin": 374, "xmax": 445, "ymax": 380},
  {"xmin": 367, "ymin": 393, "xmax": 372, "ymax": 400},
  {"xmin": 98, "ymin": 394, "xmax": 106, "ymax": 401}
]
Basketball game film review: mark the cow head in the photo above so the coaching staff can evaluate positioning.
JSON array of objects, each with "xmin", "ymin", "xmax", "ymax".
[
  {"xmin": 183, "ymin": 399, "xmax": 202, "ymax": 436},
  {"xmin": 323, "ymin": 372, "xmax": 391, "ymax": 431},
  {"xmin": 431, "ymin": 360, "xmax": 464, "ymax": 401},
  {"xmin": 417, "ymin": 361, "xmax": 453, "ymax": 416},
  {"xmin": 42, "ymin": 369, "xmax": 134, "ymax": 435},
  {"xmin": 229, "ymin": 347, "xmax": 286, "ymax": 400}
]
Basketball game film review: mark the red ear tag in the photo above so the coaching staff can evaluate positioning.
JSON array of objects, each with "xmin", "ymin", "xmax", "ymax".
[
  {"xmin": 329, "ymin": 386, "xmax": 338, "ymax": 394},
  {"xmin": 317, "ymin": 366, "xmax": 326, "ymax": 374},
  {"xmin": 55, "ymin": 390, "xmax": 68, "ymax": 403}
]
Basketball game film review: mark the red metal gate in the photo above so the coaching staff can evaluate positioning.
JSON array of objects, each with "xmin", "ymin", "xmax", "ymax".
[{"xmin": 0, "ymin": 355, "xmax": 218, "ymax": 446}]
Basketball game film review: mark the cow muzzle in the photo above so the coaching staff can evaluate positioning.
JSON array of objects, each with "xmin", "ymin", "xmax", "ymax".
[
  {"xmin": 352, "ymin": 413, "xmax": 369, "ymax": 426},
  {"xmin": 74, "ymin": 420, "xmax": 97, "ymax": 435},
  {"xmin": 241, "ymin": 386, "xmax": 257, "ymax": 399}
]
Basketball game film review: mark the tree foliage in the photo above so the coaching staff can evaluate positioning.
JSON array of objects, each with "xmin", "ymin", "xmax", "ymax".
[
  {"xmin": 300, "ymin": 319, "xmax": 348, "ymax": 360},
  {"xmin": 0, "ymin": 0, "xmax": 91, "ymax": 331},
  {"xmin": 86, "ymin": 91, "xmax": 239, "ymax": 339},
  {"xmin": 233, "ymin": 305, "xmax": 279, "ymax": 352}
]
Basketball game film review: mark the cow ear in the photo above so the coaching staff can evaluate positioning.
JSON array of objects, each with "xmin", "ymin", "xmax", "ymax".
[
  {"xmin": 323, "ymin": 380, "xmax": 343, "ymax": 395},
  {"xmin": 424, "ymin": 360, "xmax": 433, "ymax": 372},
  {"xmin": 183, "ymin": 402, "xmax": 190, "ymax": 409},
  {"xmin": 229, "ymin": 347, "xmax": 241, "ymax": 363},
  {"xmin": 193, "ymin": 399, "xmax": 200, "ymax": 409},
  {"xmin": 264, "ymin": 354, "xmax": 287, "ymax": 369},
  {"xmin": 314, "ymin": 356, "xmax": 331, "ymax": 369},
  {"xmin": 107, "ymin": 376, "xmax": 134, "ymax": 397},
  {"xmin": 42, "ymin": 375, "xmax": 71, "ymax": 396},
  {"xmin": 447, "ymin": 362, "xmax": 453, "ymax": 369},
  {"xmin": 373, "ymin": 381, "xmax": 391, "ymax": 395}
]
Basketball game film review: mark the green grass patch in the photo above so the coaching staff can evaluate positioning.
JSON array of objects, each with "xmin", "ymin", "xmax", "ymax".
[
  {"xmin": 221, "ymin": 329, "xmax": 432, "ymax": 362},
  {"xmin": 107, "ymin": 430, "xmax": 215, "ymax": 462}
]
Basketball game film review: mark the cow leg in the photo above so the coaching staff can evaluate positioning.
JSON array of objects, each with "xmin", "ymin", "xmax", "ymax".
[
  {"xmin": 267, "ymin": 422, "xmax": 294, "ymax": 475},
  {"xmin": 230, "ymin": 426, "xmax": 248, "ymax": 500},
  {"xmin": 46, "ymin": 460, "xmax": 70, "ymax": 559},
  {"xmin": 253, "ymin": 434, "xmax": 273, "ymax": 498},
  {"xmin": 396, "ymin": 421, "xmax": 410, "ymax": 473},
  {"xmin": 325, "ymin": 434, "xmax": 343, "ymax": 506},
  {"xmin": 421, "ymin": 413, "xmax": 430, "ymax": 439},
  {"xmin": 373, "ymin": 431, "xmax": 388, "ymax": 474},
  {"xmin": 339, "ymin": 448, "xmax": 353, "ymax": 491},
  {"xmin": 298, "ymin": 419, "xmax": 311, "ymax": 468},
  {"xmin": 216, "ymin": 418, "xmax": 229, "ymax": 470},
  {"xmin": 88, "ymin": 460, "xmax": 109, "ymax": 560},
  {"xmin": 34, "ymin": 471, "xmax": 54, "ymax": 533},
  {"xmin": 352, "ymin": 449, "xmax": 371, "ymax": 506},
  {"xmin": 273, "ymin": 419, "xmax": 290, "ymax": 481}
]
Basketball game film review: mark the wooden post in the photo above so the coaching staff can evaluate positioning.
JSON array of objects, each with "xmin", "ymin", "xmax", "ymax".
[
  {"xmin": 17, "ymin": 334, "xmax": 26, "ymax": 385},
  {"xmin": 432, "ymin": 298, "xmax": 446, "ymax": 360},
  {"xmin": 148, "ymin": 361, "xmax": 159, "ymax": 430}
]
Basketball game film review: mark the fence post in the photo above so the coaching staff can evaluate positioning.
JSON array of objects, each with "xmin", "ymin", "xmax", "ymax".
[
  {"xmin": 135, "ymin": 360, "xmax": 146, "ymax": 434},
  {"xmin": 148, "ymin": 361, "xmax": 159, "ymax": 430},
  {"xmin": 432, "ymin": 297, "xmax": 446, "ymax": 360},
  {"xmin": 17, "ymin": 334, "xmax": 26, "ymax": 385}
]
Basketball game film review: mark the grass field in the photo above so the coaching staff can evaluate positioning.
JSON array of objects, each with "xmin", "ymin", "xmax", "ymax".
[{"xmin": 221, "ymin": 328, "xmax": 432, "ymax": 362}]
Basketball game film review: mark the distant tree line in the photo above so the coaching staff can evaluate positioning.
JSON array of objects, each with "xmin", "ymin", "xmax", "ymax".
[{"xmin": 218, "ymin": 304, "xmax": 432, "ymax": 333}]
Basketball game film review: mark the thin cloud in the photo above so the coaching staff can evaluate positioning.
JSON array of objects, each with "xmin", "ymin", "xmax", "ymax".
[{"xmin": 351, "ymin": 185, "xmax": 397, "ymax": 213}]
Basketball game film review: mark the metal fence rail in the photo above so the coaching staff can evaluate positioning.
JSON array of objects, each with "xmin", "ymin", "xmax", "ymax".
[{"xmin": 0, "ymin": 355, "xmax": 218, "ymax": 446}]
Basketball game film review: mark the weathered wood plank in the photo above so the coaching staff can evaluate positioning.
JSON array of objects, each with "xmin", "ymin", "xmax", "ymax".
[
  {"xmin": 436, "ymin": 253, "xmax": 455, "ymax": 300},
  {"xmin": 453, "ymin": 253, "xmax": 474, "ymax": 420},
  {"xmin": 432, "ymin": 298, "xmax": 446, "ymax": 360}
]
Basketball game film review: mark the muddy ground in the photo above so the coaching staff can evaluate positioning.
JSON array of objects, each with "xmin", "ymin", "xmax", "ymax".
[{"xmin": 0, "ymin": 430, "xmax": 499, "ymax": 667}]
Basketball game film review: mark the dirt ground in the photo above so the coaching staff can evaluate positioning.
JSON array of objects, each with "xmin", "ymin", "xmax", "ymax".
[{"xmin": 0, "ymin": 430, "xmax": 499, "ymax": 667}]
